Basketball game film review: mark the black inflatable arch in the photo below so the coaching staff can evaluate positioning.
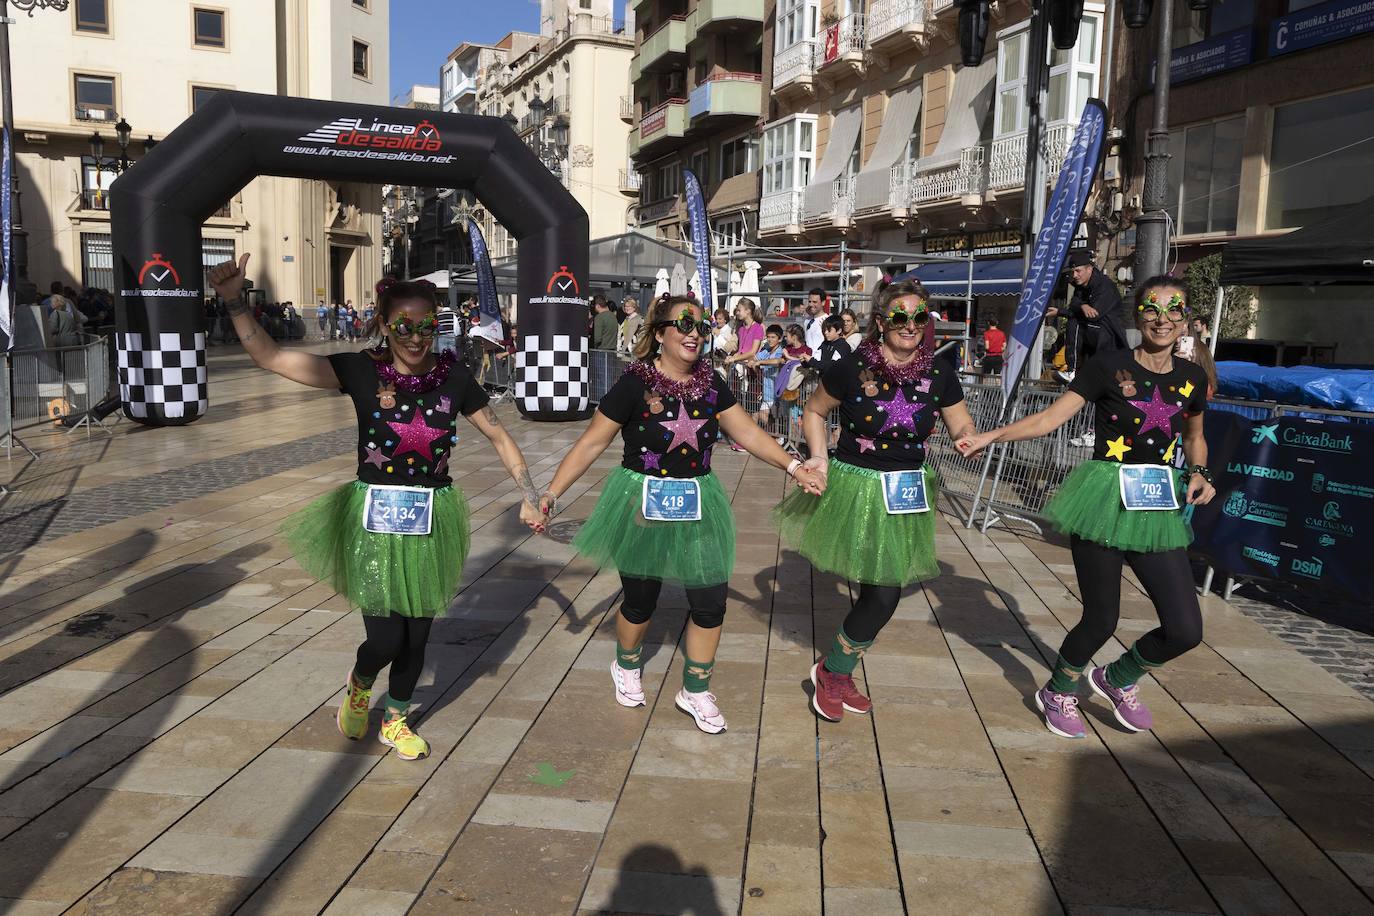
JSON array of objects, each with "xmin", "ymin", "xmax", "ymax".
[{"xmin": 110, "ymin": 90, "xmax": 590, "ymax": 426}]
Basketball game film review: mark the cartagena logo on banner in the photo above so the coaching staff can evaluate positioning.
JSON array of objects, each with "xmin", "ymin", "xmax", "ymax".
[
  {"xmin": 122, "ymin": 252, "xmax": 200, "ymax": 299},
  {"xmin": 284, "ymin": 117, "xmax": 456, "ymax": 164},
  {"xmin": 528, "ymin": 266, "xmax": 584, "ymax": 306}
]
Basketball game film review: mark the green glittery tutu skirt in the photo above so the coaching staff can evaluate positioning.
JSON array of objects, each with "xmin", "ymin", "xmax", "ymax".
[
  {"xmin": 1044, "ymin": 460, "xmax": 1191, "ymax": 553},
  {"xmin": 774, "ymin": 460, "xmax": 940, "ymax": 587},
  {"xmin": 281, "ymin": 481, "xmax": 470, "ymax": 617},
  {"xmin": 571, "ymin": 466, "xmax": 735, "ymax": 587}
]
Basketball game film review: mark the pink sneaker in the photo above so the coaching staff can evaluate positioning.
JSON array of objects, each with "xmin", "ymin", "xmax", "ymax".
[
  {"xmin": 1035, "ymin": 687, "xmax": 1086, "ymax": 739},
  {"xmin": 611, "ymin": 661, "xmax": 645, "ymax": 708},
  {"xmin": 675, "ymin": 688, "xmax": 727, "ymax": 734},
  {"xmin": 1088, "ymin": 666, "xmax": 1154, "ymax": 732}
]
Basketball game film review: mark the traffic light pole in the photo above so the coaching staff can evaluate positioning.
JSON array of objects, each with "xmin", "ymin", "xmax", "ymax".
[{"xmin": 1132, "ymin": 0, "xmax": 1173, "ymax": 280}]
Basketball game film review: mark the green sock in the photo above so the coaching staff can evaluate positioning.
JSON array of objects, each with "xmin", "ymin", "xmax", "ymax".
[
  {"xmin": 383, "ymin": 695, "xmax": 410, "ymax": 720},
  {"xmin": 616, "ymin": 641, "xmax": 644, "ymax": 671},
  {"xmin": 1105, "ymin": 642, "xmax": 1162, "ymax": 689},
  {"xmin": 682, "ymin": 655, "xmax": 714, "ymax": 694},
  {"xmin": 351, "ymin": 669, "xmax": 376, "ymax": 690},
  {"xmin": 822, "ymin": 628, "xmax": 874, "ymax": 676},
  {"xmin": 1047, "ymin": 656, "xmax": 1086, "ymax": 694}
]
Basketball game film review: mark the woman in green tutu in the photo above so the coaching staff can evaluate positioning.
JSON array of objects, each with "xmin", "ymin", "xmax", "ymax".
[
  {"xmin": 776, "ymin": 279, "xmax": 977, "ymax": 723},
  {"xmin": 538, "ymin": 294, "xmax": 824, "ymax": 734},
  {"xmin": 958, "ymin": 275, "xmax": 1216, "ymax": 739},
  {"xmin": 207, "ymin": 255, "xmax": 543, "ymax": 761}
]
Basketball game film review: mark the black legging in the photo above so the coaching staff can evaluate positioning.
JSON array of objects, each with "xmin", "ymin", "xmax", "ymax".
[
  {"xmin": 356, "ymin": 613, "xmax": 434, "ymax": 702},
  {"xmin": 619, "ymin": 575, "xmax": 728, "ymax": 629},
  {"xmin": 1059, "ymin": 536, "xmax": 1203, "ymax": 667},
  {"xmin": 841, "ymin": 583, "xmax": 903, "ymax": 643}
]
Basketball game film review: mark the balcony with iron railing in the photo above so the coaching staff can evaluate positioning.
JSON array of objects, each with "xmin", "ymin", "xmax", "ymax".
[
  {"xmin": 815, "ymin": 13, "xmax": 866, "ymax": 79},
  {"xmin": 618, "ymin": 169, "xmax": 643, "ymax": 195},
  {"xmin": 620, "ymin": 95, "xmax": 635, "ymax": 123},
  {"xmin": 802, "ymin": 177, "xmax": 857, "ymax": 229},
  {"xmin": 886, "ymin": 161, "xmax": 916, "ymax": 218},
  {"xmin": 519, "ymin": 94, "xmax": 571, "ymax": 133},
  {"xmin": 866, "ymin": 0, "xmax": 931, "ymax": 52},
  {"xmin": 987, "ymin": 122, "xmax": 1077, "ymax": 192},
  {"xmin": 910, "ymin": 145, "xmax": 988, "ymax": 206},
  {"xmin": 772, "ymin": 39, "xmax": 816, "ymax": 98},
  {"xmin": 759, "ymin": 189, "xmax": 805, "ymax": 233},
  {"xmin": 931, "ymin": 0, "xmax": 957, "ymax": 15},
  {"xmin": 75, "ymin": 105, "xmax": 117, "ymax": 123},
  {"xmin": 687, "ymin": 72, "xmax": 764, "ymax": 124}
]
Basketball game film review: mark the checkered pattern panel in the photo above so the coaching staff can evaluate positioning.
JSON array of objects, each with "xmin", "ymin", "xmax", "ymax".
[
  {"xmin": 117, "ymin": 331, "xmax": 209, "ymax": 420},
  {"xmin": 515, "ymin": 333, "xmax": 589, "ymax": 414}
]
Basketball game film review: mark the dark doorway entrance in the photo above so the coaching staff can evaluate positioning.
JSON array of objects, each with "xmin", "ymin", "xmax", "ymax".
[{"xmin": 329, "ymin": 245, "xmax": 351, "ymax": 306}]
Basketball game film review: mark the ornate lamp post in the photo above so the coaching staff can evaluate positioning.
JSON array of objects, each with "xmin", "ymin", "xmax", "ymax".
[{"xmin": 2, "ymin": 0, "xmax": 72, "ymax": 307}]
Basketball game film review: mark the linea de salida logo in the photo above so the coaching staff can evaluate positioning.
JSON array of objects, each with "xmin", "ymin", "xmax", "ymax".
[
  {"xmin": 123, "ymin": 252, "xmax": 199, "ymax": 298},
  {"xmin": 298, "ymin": 117, "xmax": 443, "ymax": 152}
]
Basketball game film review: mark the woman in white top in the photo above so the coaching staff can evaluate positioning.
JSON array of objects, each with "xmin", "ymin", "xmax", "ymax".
[{"xmin": 840, "ymin": 308, "xmax": 862, "ymax": 351}]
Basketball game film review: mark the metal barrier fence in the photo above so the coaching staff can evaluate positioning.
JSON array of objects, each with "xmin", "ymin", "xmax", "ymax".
[
  {"xmin": 589, "ymin": 349, "xmax": 629, "ymax": 405},
  {"xmin": 2, "ymin": 336, "xmax": 113, "ymax": 457}
]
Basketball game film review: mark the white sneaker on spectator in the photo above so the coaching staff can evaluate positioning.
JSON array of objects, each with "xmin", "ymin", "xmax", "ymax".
[
  {"xmin": 1055, "ymin": 369, "xmax": 1076, "ymax": 384},
  {"xmin": 1069, "ymin": 432, "xmax": 1094, "ymax": 448}
]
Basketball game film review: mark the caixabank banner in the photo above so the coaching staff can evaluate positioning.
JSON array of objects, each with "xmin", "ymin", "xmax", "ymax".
[{"xmin": 1191, "ymin": 412, "xmax": 1372, "ymax": 596}]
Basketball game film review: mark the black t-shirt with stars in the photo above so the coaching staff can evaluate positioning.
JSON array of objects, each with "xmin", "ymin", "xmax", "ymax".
[
  {"xmin": 1069, "ymin": 349, "xmax": 1208, "ymax": 465},
  {"xmin": 823, "ymin": 353, "xmax": 964, "ymax": 471},
  {"xmin": 329, "ymin": 352, "xmax": 489, "ymax": 488},
  {"xmin": 597, "ymin": 369, "xmax": 738, "ymax": 478}
]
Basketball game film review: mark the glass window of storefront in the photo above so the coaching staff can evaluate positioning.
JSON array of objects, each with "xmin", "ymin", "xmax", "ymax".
[
  {"xmin": 1266, "ymin": 86, "xmax": 1374, "ymax": 230},
  {"xmin": 1167, "ymin": 115, "xmax": 1244, "ymax": 235}
]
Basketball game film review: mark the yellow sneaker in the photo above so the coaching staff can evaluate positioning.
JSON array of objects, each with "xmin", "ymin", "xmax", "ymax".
[
  {"xmin": 337, "ymin": 673, "xmax": 371, "ymax": 740},
  {"xmin": 380, "ymin": 713, "xmax": 429, "ymax": 760}
]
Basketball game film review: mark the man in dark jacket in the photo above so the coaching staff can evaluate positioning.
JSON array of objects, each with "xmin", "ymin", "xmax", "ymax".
[{"xmin": 1048, "ymin": 249, "xmax": 1126, "ymax": 383}]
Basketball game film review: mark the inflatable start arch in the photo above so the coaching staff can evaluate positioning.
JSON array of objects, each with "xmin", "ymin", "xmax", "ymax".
[{"xmin": 110, "ymin": 90, "xmax": 590, "ymax": 425}]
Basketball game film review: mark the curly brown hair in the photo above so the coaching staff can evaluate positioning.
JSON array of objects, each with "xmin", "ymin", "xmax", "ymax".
[
  {"xmin": 633, "ymin": 293, "xmax": 702, "ymax": 361},
  {"xmin": 365, "ymin": 279, "xmax": 440, "ymax": 354}
]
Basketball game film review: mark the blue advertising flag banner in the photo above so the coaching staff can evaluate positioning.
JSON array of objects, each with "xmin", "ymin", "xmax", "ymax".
[
  {"xmin": 681, "ymin": 168, "xmax": 713, "ymax": 316},
  {"xmin": 466, "ymin": 218, "xmax": 504, "ymax": 346},
  {"xmin": 1190, "ymin": 412, "xmax": 1372, "ymax": 597},
  {"xmin": 1271, "ymin": 0, "xmax": 1374, "ymax": 56},
  {"xmin": 1002, "ymin": 100, "xmax": 1107, "ymax": 404},
  {"xmin": 1, "ymin": 127, "xmax": 12, "ymax": 349}
]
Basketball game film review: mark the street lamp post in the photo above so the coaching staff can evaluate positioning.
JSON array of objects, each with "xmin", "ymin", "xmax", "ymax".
[
  {"xmin": 1132, "ymin": 0, "xmax": 1174, "ymax": 281},
  {"xmin": 1, "ymin": 0, "xmax": 71, "ymax": 307}
]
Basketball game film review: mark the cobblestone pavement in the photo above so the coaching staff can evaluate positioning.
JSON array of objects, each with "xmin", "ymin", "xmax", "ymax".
[
  {"xmin": 0, "ymin": 346, "xmax": 1371, "ymax": 914},
  {"xmin": 1229, "ymin": 583, "xmax": 1374, "ymax": 700}
]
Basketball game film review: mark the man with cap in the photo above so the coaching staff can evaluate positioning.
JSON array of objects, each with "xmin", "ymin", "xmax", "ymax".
[{"xmin": 1047, "ymin": 250, "xmax": 1126, "ymax": 384}]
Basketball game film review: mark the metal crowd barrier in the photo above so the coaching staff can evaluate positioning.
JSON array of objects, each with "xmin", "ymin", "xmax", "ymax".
[
  {"xmin": 589, "ymin": 349, "xmax": 630, "ymax": 405},
  {"xmin": 2, "ymin": 336, "xmax": 113, "ymax": 457}
]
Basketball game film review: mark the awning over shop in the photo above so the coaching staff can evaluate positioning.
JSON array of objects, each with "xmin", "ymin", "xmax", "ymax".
[
  {"xmin": 1220, "ymin": 200, "xmax": 1374, "ymax": 286},
  {"xmin": 897, "ymin": 258, "xmax": 1022, "ymax": 296}
]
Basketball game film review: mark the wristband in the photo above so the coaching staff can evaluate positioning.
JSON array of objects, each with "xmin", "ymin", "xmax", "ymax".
[
  {"xmin": 786, "ymin": 458, "xmax": 802, "ymax": 478},
  {"xmin": 1188, "ymin": 464, "xmax": 1213, "ymax": 484}
]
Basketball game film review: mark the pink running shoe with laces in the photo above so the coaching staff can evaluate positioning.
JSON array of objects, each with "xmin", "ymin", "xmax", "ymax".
[
  {"xmin": 1035, "ymin": 687, "xmax": 1086, "ymax": 739},
  {"xmin": 1088, "ymin": 666, "xmax": 1154, "ymax": 732},
  {"xmin": 611, "ymin": 661, "xmax": 646, "ymax": 708},
  {"xmin": 675, "ymin": 688, "xmax": 727, "ymax": 734}
]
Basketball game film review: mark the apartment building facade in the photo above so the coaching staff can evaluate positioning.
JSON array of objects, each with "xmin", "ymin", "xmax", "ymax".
[
  {"xmin": 757, "ymin": 0, "xmax": 1106, "ymax": 325},
  {"xmin": 12, "ymin": 0, "xmax": 390, "ymax": 311},
  {"xmin": 626, "ymin": 0, "xmax": 767, "ymax": 254}
]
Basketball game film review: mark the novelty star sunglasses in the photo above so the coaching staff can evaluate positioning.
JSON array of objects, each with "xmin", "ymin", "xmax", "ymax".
[
  {"xmin": 1138, "ymin": 292, "xmax": 1189, "ymax": 323},
  {"xmin": 656, "ymin": 308, "xmax": 710, "ymax": 338},
  {"xmin": 885, "ymin": 302, "xmax": 929, "ymax": 327},
  {"xmin": 386, "ymin": 314, "xmax": 438, "ymax": 339}
]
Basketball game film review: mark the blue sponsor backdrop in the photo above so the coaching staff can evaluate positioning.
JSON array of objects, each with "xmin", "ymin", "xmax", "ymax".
[
  {"xmin": 1271, "ymin": 0, "xmax": 1374, "ymax": 55},
  {"xmin": 1190, "ymin": 413, "xmax": 1373, "ymax": 596}
]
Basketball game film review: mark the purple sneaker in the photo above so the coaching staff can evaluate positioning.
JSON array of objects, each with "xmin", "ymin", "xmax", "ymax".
[
  {"xmin": 1034, "ymin": 687, "xmax": 1086, "ymax": 739},
  {"xmin": 1088, "ymin": 666, "xmax": 1153, "ymax": 732}
]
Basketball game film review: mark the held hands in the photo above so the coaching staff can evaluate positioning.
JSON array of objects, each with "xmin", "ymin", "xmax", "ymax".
[
  {"xmin": 955, "ymin": 431, "xmax": 997, "ymax": 459},
  {"xmin": 791, "ymin": 464, "xmax": 826, "ymax": 496},
  {"xmin": 208, "ymin": 253, "xmax": 251, "ymax": 301},
  {"xmin": 1185, "ymin": 474, "xmax": 1216, "ymax": 506},
  {"xmin": 519, "ymin": 498, "xmax": 546, "ymax": 534},
  {"xmin": 538, "ymin": 490, "xmax": 558, "ymax": 520}
]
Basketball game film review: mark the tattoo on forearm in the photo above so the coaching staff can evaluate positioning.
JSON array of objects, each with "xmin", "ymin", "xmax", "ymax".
[
  {"xmin": 516, "ymin": 467, "xmax": 540, "ymax": 505},
  {"xmin": 226, "ymin": 296, "xmax": 251, "ymax": 317},
  {"xmin": 239, "ymin": 328, "xmax": 257, "ymax": 344}
]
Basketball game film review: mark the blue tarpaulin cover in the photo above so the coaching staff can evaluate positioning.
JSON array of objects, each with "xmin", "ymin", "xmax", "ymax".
[{"xmin": 1216, "ymin": 361, "xmax": 1374, "ymax": 413}]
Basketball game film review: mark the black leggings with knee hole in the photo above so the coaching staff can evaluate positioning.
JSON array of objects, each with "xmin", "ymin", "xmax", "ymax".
[
  {"xmin": 1058, "ymin": 536, "xmax": 1203, "ymax": 668},
  {"xmin": 618, "ymin": 575, "xmax": 729, "ymax": 629},
  {"xmin": 355, "ymin": 613, "xmax": 434, "ymax": 703}
]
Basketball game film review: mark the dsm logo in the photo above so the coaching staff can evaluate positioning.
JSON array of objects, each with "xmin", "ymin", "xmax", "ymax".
[
  {"xmin": 138, "ymin": 253, "xmax": 181, "ymax": 286},
  {"xmin": 1290, "ymin": 556, "xmax": 1323, "ymax": 580},
  {"xmin": 547, "ymin": 265, "xmax": 580, "ymax": 296}
]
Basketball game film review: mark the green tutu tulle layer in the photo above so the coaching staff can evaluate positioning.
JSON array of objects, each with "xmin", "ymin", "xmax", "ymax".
[
  {"xmin": 774, "ymin": 460, "xmax": 939, "ymax": 587},
  {"xmin": 281, "ymin": 481, "xmax": 470, "ymax": 618},
  {"xmin": 571, "ymin": 466, "xmax": 735, "ymax": 587},
  {"xmin": 1044, "ymin": 460, "xmax": 1191, "ymax": 553}
]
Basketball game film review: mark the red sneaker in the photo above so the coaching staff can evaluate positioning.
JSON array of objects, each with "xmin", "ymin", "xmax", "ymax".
[
  {"xmin": 836, "ymin": 674, "xmax": 872, "ymax": 715},
  {"xmin": 810, "ymin": 661, "xmax": 845, "ymax": 722}
]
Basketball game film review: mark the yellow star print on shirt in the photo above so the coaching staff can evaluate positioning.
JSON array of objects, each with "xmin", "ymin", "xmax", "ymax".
[
  {"xmin": 1105, "ymin": 435, "xmax": 1132, "ymax": 461},
  {"xmin": 1161, "ymin": 437, "xmax": 1177, "ymax": 464},
  {"xmin": 1178, "ymin": 379, "xmax": 1195, "ymax": 400}
]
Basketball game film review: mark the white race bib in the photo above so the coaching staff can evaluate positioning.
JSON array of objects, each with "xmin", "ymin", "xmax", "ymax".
[
  {"xmin": 881, "ymin": 469, "xmax": 930, "ymax": 515},
  {"xmin": 641, "ymin": 477, "xmax": 702, "ymax": 522},
  {"xmin": 363, "ymin": 485, "xmax": 434, "ymax": 535},
  {"xmin": 1118, "ymin": 465, "xmax": 1180, "ymax": 511}
]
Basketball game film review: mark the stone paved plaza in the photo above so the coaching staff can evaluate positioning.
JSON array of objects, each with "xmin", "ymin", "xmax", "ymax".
[{"xmin": 0, "ymin": 341, "xmax": 1371, "ymax": 915}]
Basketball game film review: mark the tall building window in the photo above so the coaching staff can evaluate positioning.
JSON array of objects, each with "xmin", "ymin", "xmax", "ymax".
[
  {"xmin": 689, "ymin": 149, "xmax": 710, "ymax": 183},
  {"xmin": 776, "ymin": 0, "xmax": 818, "ymax": 51},
  {"xmin": 75, "ymin": 0, "xmax": 108, "ymax": 33},
  {"xmin": 1266, "ymin": 87, "xmax": 1374, "ymax": 229},
  {"xmin": 713, "ymin": 216, "xmax": 749, "ymax": 252},
  {"xmin": 1173, "ymin": 0, "xmax": 1254, "ymax": 45},
  {"xmin": 762, "ymin": 116, "xmax": 816, "ymax": 194},
  {"xmin": 353, "ymin": 40, "xmax": 370, "ymax": 78},
  {"xmin": 997, "ymin": 14, "xmax": 1101, "ymax": 134},
  {"xmin": 719, "ymin": 132, "xmax": 759, "ymax": 182},
  {"xmin": 202, "ymin": 238, "xmax": 236, "ymax": 292},
  {"xmin": 193, "ymin": 8, "xmax": 225, "ymax": 47},
  {"xmin": 81, "ymin": 233, "xmax": 114, "ymax": 292},
  {"xmin": 191, "ymin": 86, "xmax": 221, "ymax": 112},
  {"xmin": 654, "ymin": 161, "xmax": 681, "ymax": 200},
  {"xmin": 74, "ymin": 73, "xmax": 116, "ymax": 121},
  {"xmin": 1166, "ymin": 116, "xmax": 1244, "ymax": 235}
]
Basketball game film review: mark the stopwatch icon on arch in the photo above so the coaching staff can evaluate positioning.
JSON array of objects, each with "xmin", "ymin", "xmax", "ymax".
[
  {"xmin": 547, "ymin": 265, "xmax": 579, "ymax": 296},
  {"xmin": 138, "ymin": 253, "xmax": 181, "ymax": 286}
]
